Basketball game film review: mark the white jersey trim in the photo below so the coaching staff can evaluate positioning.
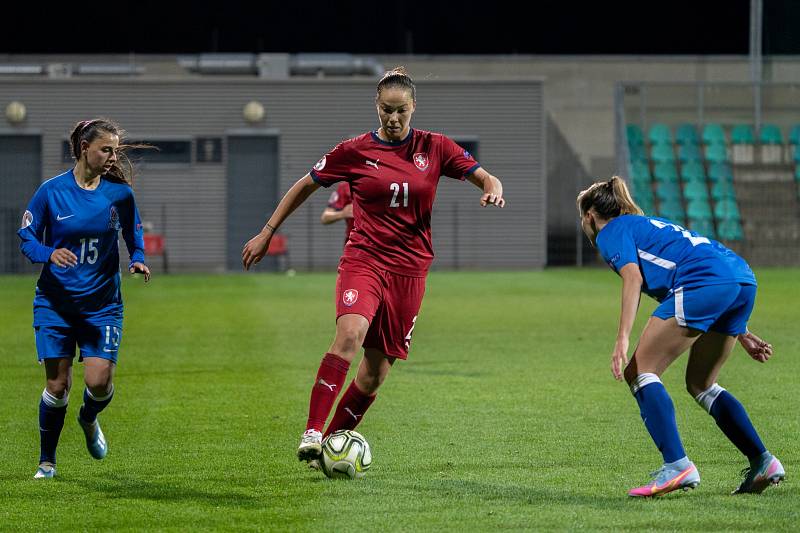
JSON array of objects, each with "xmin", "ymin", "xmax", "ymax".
[{"xmin": 637, "ymin": 249, "xmax": 677, "ymax": 270}]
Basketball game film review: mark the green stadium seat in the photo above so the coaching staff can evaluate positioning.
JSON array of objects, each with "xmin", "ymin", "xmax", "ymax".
[
  {"xmin": 631, "ymin": 160, "xmax": 652, "ymax": 184},
  {"xmin": 676, "ymin": 124, "xmax": 700, "ymax": 146},
  {"xmin": 794, "ymin": 145, "xmax": 800, "ymax": 163},
  {"xmin": 627, "ymin": 124, "xmax": 645, "ymax": 146},
  {"xmin": 658, "ymin": 198, "xmax": 685, "ymax": 223},
  {"xmin": 653, "ymin": 162, "xmax": 678, "ymax": 183},
  {"xmin": 688, "ymin": 218, "xmax": 715, "ymax": 239},
  {"xmin": 789, "ymin": 124, "xmax": 800, "ymax": 146},
  {"xmin": 711, "ymin": 180, "xmax": 736, "ymax": 201},
  {"xmin": 705, "ymin": 144, "xmax": 728, "ymax": 164},
  {"xmin": 628, "ymin": 143, "xmax": 648, "ymax": 162},
  {"xmin": 680, "ymin": 161, "xmax": 706, "ymax": 183},
  {"xmin": 678, "ymin": 143, "xmax": 703, "ymax": 163},
  {"xmin": 656, "ymin": 181, "xmax": 682, "ymax": 202},
  {"xmin": 731, "ymin": 124, "xmax": 755, "ymax": 144},
  {"xmin": 651, "ymin": 143, "xmax": 676, "ymax": 163},
  {"xmin": 717, "ymin": 219, "xmax": 744, "ymax": 241},
  {"xmin": 714, "ymin": 198, "xmax": 741, "ymax": 221},
  {"xmin": 759, "ymin": 124, "xmax": 783, "ymax": 145},
  {"xmin": 687, "ymin": 199, "xmax": 712, "ymax": 220},
  {"xmin": 683, "ymin": 180, "xmax": 709, "ymax": 201},
  {"xmin": 648, "ymin": 123, "xmax": 673, "ymax": 146},
  {"xmin": 708, "ymin": 162, "xmax": 733, "ymax": 182},
  {"xmin": 702, "ymin": 123, "xmax": 726, "ymax": 146},
  {"xmin": 633, "ymin": 181, "xmax": 652, "ymax": 201}
]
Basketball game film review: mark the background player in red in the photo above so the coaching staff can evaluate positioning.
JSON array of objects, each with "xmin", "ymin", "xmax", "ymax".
[
  {"xmin": 242, "ymin": 67, "xmax": 505, "ymax": 466},
  {"xmin": 320, "ymin": 181, "xmax": 354, "ymax": 246}
]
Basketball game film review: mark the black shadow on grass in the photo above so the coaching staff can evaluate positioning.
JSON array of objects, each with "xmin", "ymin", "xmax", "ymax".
[{"xmin": 71, "ymin": 475, "xmax": 262, "ymax": 509}]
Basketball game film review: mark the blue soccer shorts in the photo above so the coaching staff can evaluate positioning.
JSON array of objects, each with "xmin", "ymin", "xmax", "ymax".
[
  {"xmin": 35, "ymin": 325, "xmax": 122, "ymax": 363},
  {"xmin": 652, "ymin": 283, "xmax": 756, "ymax": 335}
]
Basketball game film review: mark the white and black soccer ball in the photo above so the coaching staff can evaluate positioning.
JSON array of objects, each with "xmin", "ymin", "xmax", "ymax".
[{"xmin": 320, "ymin": 429, "xmax": 372, "ymax": 479}]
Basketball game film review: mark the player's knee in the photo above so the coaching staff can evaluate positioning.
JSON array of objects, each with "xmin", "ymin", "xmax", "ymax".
[
  {"xmin": 334, "ymin": 327, "xmax": 366, "ymax": 355},
  {"xmin": 46, "ymin": 379, "xmax": 70, "ymax": 399},
  {"xmin": 685, "ymin": 377, "xmax": 710, "ymax": 398},
  {"xmin": 84, "ymin": 375, "xmax": 112, "ymax": 396}
]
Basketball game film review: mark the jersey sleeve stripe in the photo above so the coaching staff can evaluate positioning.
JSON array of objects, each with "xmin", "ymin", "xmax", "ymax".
[
  {"xmin": 463, "ymin": 163, "xmax": 481, "ymax": 177},
  {"xmin": 310, "ymin": 170, "xmax": 331, "ymax": 188}
]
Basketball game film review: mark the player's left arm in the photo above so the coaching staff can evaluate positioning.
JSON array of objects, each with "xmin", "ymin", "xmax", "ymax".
[
  {"xmin": 466, "ymin": 167, "xmax": 505, "ymax": 207},
  {"xmin": 120, "ymin": 193, "xmax": 150, "ymax": 282}
]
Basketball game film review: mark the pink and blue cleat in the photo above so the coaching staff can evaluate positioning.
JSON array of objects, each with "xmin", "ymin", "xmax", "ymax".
[
  {"xmin": 628, "ymin": 461, "xmax": 700, "ymax": 497},
  {"xmin": 732, "ymin": 453, "xmax": 785, "ymax": 494}
]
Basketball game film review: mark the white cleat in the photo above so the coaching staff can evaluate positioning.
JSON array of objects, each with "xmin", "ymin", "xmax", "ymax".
[
  {"xmin": 77, "ymin": 414, "xmax": 108, "ymax": 460},
  {"xmin": 34, "ymin": 462, "xmax": 56, "ymax": 479},
  {"xmin": 297, "ymin": 429, "xmax": 322, "ymax": 462}
]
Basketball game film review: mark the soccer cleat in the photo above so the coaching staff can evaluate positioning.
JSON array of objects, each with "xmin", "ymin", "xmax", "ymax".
[
  {"xmin": 628, "ymin": 462, "xmax": 700, "ymax": 497},
  {"xmin": 77, "ymin": 414, "xmax": 107, "ymax": 460},
  {"xmin": 733, "ymin": 453, "xmax": 785, "ymax": 494},
  {"xmin": 34, "ymin": 462, "xmax": 56, "ymax": 479},
  {"xmin": 297, "ymin": 429, "xmax": 322, "ymax": 462}
]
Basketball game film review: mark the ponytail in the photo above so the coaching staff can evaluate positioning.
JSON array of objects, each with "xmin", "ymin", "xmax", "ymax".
[{"xmin": 577, "ymin": 176, "xmax": 643, "ymax": 219}]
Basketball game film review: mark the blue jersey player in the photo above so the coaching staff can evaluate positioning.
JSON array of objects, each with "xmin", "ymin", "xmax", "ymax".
[
  {"xmin": 577, "ymin": 176, "xmax": 784, "ymax": 497},
  {"xmin": 18, "ymin": 119, "xmax": 150, "ymax": 479}
]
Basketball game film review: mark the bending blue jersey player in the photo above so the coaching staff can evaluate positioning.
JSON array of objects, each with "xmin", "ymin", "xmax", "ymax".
[
  {"xmin": 18, "ymin": 118, "xmax": 151, "ymax": 479},
  {"xmin": 577, "ymin": 176, "xmax": 784, "ymax": 497}
]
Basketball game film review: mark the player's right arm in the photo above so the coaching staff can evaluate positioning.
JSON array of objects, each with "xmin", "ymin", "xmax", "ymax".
[
  {"xmin": 738, "ymin": 330, "xmax": 773, "ymax": 362},
  {"xmin": 242, "ymin": 174, "xmax": 320, "ymax": 270},
  {"xmin": 613, "ymin": 263, "xmax": 643, "ymax": 380},
  {"xmin": 18, "ymin": 184, "xmax": 77, "ymax": 267}
]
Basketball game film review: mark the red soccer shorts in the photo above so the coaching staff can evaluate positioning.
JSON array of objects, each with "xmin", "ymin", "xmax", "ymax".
[{"xmin": 334, "ymin": 257, "xmax": 425, "ymax": 359}]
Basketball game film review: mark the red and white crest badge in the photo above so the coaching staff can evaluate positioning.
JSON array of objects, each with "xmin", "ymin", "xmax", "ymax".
[
  {"xmin": 413, "ymin": 153, "xmax": 429, "ymax": 171},
  {"xmin": 342, "ymin": 289, "xmax": 359, "ymax": 307}
]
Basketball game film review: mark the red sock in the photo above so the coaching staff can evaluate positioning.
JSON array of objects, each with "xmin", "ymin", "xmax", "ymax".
[
  {"xmin": 306, "ymin": 353, "xmax": 350, "ymax": 432},
  {"xmin": 324, "ymin": 380, "xmax": 376, "ymax": 437}
]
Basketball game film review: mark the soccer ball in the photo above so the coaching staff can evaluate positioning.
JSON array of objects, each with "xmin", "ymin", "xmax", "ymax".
[{"xmin": 320, "ymin": 429, "xmax": 372, "ymax": 479}]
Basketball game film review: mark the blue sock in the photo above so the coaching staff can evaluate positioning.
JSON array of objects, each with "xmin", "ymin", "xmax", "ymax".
[
  {"xmin": 39, "ymin": 389, "xmax": 68, "ymax": 465},
  {"xmin": 79, "ymin": 386, "xmax": 114, "ymax": 424},
  {"xmin": 631, "ymin": 373, "xmax": 687, "ymax": 464},
  {"xmin": 696, "ymin": 384, "xmax": 766, "ymax": 461}
]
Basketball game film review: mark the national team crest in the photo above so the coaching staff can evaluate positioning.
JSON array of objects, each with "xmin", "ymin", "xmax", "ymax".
[
  {"xmin": 413, "ymin": 153, "xmax": 429, "ymax": 171},
  {"xmin": 109, "ymin": 206, "xmax": 120, "ymax": 230},
  {"xmin": 314, "ymin": 156, "xmax": 327, "ymax": 171},
  {"xmin": 342, "ymin": 289, "xmax": 359, "ymax": 307},
  {"xmin": 20, "ymin": 210, "xmax": 33, "ymax": 229}
]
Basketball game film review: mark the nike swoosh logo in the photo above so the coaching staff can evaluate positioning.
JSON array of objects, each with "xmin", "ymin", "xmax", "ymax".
[
  {"xmin": 103, "ymin": 347, "xmax": 118, "ymax": 353},
  {"xmin": 651, "ymin": 466, "xmax": 695, "ymax": 494},
  {"xmin": 56, "ymin": 214, "xmax": 75, "ymax": 221}
]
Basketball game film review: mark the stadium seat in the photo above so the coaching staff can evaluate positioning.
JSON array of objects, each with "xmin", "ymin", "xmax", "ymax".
[
  {"xmin": 676, "ymin": 124, "xmax": 700, "ymax": 146},
  {"xmin": 705, "ymin": 144, "xmax": 728, "ymax": 163},
  {"xmin": 708, "ymin": 162, "xmax": 733, "ymax": 182},
  {"xmin": 651, "ymin": 143, "xmax": 676, "ymax": 163},
  {"xmin": 631, "ymin": 160, "xmax": 652, "ymax": 184},
  {"xmin": 711, "ymin": 180, "xmax": 736, "ymax": 201},
  {"xmin": 633, "ymin": 181, "xmax": 653, "ymax": 201},
  {"xmin": 731, "ymin": 124, "xmax": 755, "ymax": 145},
  {"xmin": 683, "ymin": 180, "xmax": 709, "ymax": 201},
  {"xmin": 794, "ymin": 144, "xmax": 800, "ymax": 163},
  {"xmin": 656, "ymin": 181, "xmax": 682, "ymax": 202},
  {"xmin": 717, "ymin": 219, "xmax": 744, "ymax": 241},
  {"xmin": 627, "ymin": 124, "xmax": 645, "ymax": 147},
  {"xmin": 714, "ymin": 198, "xmax": 741, "ymax": 222},
  {"xmin": 628, "ymin": 143, "xmax": 648, "ymax": 162},
  {"xmin": 789, "ymin": 124, "xmax": 800, "ymax": 146},
  {"xmin": 759, "ymin": 124, "xmax": 783, "ymax": 145},
  {"xmin": 653, "ymin": 162, "xmax": 678, "ymax": 183},
  {"xmin": 658, "ymin": 198, "xmax": 685, "ymax": 224},
  {"xmin": 680, "ymin": 161, "xmax": 706, "ymax": 183},
  {"xmin": 687, "ymin": 199, "xmax": 713, "ymax": 220},
  {"xmin": 678, "ymin": 143, "xmax": 703, "ymax": 164},
  {"xmin": 688, "ymin": 218, "xmax": 715, "ymax": 239},
  {"xmin": 702, "ymin": 123, "xmax": 726, "ymax": 146},
  {"xmin": 648, "ymin": 123, "xmax": 673, "ymax": 146}
]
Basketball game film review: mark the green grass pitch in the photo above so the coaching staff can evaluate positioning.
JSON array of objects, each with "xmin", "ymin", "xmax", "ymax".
[{"xmin": 0, "ymin": 269, "xmax": 797, "ymax": 531}]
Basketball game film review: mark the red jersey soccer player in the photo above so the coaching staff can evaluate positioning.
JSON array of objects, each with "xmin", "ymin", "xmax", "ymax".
[
  {"xmin": 320, "ymin": 182, "xmax": 354, "ymax": 246},
  {"xmin": 242, "ymin": 67, "xmax": 505, "ymax": 466}
]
